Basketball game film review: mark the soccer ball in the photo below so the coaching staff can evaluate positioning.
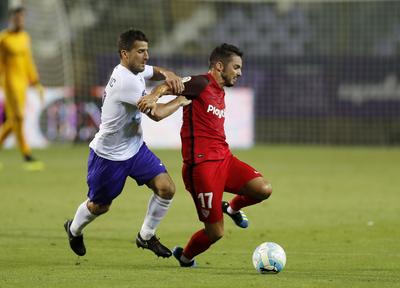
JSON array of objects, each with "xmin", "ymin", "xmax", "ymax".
[{"xmin": 252, "ymin": 242, "xmax": 286, "ymax": 274}]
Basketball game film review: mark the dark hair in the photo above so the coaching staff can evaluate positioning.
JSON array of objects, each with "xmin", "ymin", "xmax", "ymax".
[
  {"xmin": 9, "ymin": 6, "xmax": 25, "ymax": 15},
  {"xmin": 118, "ymin": 29, "xmax": 148, "ymax": 57},
  {"xmin": 209, "ymin": 43, "xmax": 243, "ymax": 68}
]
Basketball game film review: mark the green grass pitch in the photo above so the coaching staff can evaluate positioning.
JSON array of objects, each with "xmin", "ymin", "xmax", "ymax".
[{"xmin": 0, "ymin": 145, "xmax": 399, "ymax": 288}]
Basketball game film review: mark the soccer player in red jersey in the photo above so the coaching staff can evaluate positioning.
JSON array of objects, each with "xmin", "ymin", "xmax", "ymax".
[{"xmin": 138, "ymin": 43, "xmax": 272, "ymax": 267}]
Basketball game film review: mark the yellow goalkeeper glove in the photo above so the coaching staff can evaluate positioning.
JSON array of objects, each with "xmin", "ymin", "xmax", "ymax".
[{"xmin": 34, "ymin": 83, "xmax": 45, "ymax": 104}]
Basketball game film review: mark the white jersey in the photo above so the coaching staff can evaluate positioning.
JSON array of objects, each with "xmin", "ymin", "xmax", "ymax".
[{"xmin": 89, "ymin": 64, "xmax": 154, "ymax": 161}]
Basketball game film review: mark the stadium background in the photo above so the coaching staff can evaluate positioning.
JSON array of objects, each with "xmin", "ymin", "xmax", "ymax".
[
  {"xmin": 1, "ymin": 0, "xmax": 400, "ymax": 146},
  {"xmin": 1, "ymin": 1, "xmax": 400, "ymax": 288}
]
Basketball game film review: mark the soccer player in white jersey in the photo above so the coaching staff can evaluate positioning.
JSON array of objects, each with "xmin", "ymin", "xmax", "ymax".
[{"xmin": 64, "ymin": 29, "xmax": 190, "ymax": 258}]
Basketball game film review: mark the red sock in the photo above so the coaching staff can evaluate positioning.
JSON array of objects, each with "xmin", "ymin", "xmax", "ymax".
[
  {"xmin": 230, "ymin": 195, "xmax": 261, "ymax": 211},
  {"xmin": 183, "ymin": 229, "xmax": 214, "ymax": 260}
]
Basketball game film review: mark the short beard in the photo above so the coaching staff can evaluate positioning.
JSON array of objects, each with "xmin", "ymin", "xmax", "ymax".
[{"xmin": 221, "ymin": 72, "xmax": 234, "ymax": 87}]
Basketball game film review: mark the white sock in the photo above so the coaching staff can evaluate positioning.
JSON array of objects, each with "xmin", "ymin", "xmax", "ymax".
[
  {"xmin": 139, "ymin": 194, "xmax": 172, "ymax": 240},
  {"xmin": 227, "ymin": 206, "xmax": 239, "ymax": 215},
  {"xmin": 180, "ymin": 254, "xmax": 192, "ymax": 263},
  {"xmin": 70, "ymin": 201, "xmax": 97, "ymax": 236}
]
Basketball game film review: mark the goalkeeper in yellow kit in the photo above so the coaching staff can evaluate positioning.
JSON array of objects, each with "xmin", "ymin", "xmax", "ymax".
[{"xmin": 0, "ymin": 7, "xmax": 44, "ymax": 170}]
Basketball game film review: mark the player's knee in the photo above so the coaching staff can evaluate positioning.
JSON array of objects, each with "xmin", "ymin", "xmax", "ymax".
[
  {"xmin": 87, "ymin": 202, "xmax": 110, "ymax": 215},
  {"xmin": 155, "ymin": 181, "xmax": 175, "ymax": 200},
  {"xmin": 260, "ymin": 182, "xmax": 273, "ymax": 200}
]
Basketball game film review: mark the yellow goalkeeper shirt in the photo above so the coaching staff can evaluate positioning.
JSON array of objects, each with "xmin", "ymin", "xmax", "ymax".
[{"xmin": 0, "ymin": 29, "xmax": 39, "ymax": 96}]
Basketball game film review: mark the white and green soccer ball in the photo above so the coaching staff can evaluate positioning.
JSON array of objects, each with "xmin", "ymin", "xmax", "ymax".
[{"xmin": 252, "ymin": 242, "xmax": 286, "ymax": 274}]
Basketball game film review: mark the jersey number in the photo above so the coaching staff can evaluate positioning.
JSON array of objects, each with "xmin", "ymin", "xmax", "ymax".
[{"xmin": 198, "ymin": 192, "xmax": 213, "ymax": 209}]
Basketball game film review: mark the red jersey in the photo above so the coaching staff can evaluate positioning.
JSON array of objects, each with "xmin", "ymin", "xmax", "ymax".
[{"xmin": 181, "ymin": 73, "xmax": 231, "ymax": 165}]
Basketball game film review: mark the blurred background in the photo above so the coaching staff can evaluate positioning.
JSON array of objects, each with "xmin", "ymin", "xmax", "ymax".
[
  {"xmin": 1, "ymin": 2, "xmax": 400, "ymax": 286},
  {"xmin": 1, "ymin": 0, "xmax": 400, "ymax": 147}
]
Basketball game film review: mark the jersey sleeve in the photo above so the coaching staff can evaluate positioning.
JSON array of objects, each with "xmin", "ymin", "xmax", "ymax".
[
  {"xmin": 140, "ymin": 65, "xmax": 154, "ymax": 80},
  {"xmin": 24, "ymin": 33, "xmax": 39, "ymax": 84},
  {"xmin": 118, "ymin": 76, "xmax": 143, "ymax": 106},
  {"xmin": 181, "ymin": 75, "xmax": 209, "ymax": 99}
]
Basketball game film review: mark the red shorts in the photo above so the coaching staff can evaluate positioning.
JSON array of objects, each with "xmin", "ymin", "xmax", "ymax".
[{"xmin": 182, "ymin": 154, "xmax": 262, "ymax": 223}]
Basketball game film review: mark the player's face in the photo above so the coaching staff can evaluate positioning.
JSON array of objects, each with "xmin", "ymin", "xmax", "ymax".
[
  {"xmin": 11, "ymin": 11, "xmax": 25, "ymax": 31},
  {"xmin": 221, "ymin": 55, "xmax": 242, "ymax": 87},
  {"xmin": 124, "ymin": 40, "xmax": 149, "ymax": 74}
]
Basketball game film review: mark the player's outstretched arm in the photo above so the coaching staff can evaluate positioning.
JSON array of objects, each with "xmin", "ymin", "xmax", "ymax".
[
  {"xmin": 145, "ymin": 96, "xmax": 191, "ymax": 122},
  {"xmin": 151, "ymin": 66, "xmax": 184, "ymax": 94},
  {"xmin": 137, "ymin": 75, "xmax": 205, "ymax": 117},
  {"xmin": 137, "ymin": 83, "xmax": 172, "ymax": 113}
]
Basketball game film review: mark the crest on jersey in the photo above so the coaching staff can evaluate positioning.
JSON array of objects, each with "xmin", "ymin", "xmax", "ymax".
[
  {"xmin": 182, "ymin": 76, "xmax": 191, "ymax": 83},
  {"xmin": 201, "ymin": 208, "xmax": 210, "ymax": 218}
]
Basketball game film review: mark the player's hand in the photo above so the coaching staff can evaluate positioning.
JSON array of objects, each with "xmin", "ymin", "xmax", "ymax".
[
  {"xmin": 138, "ymin": 94, "xmax": 157, "ymax": 115},
  {"xmin": 163, "ymin": 72, "xmax": 184, "ymax": 95},
  {"xmin": 34, "ymin": 83, "xmax": 45, "ymax": 105},
  {"xmin": 177, "ymin": 96, "xmax": 191, "ymax": 107}
]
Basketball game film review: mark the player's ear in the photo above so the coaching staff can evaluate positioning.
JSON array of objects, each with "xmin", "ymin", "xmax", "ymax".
[
  {"xmin": 121, "ymin": 50, "xmax": 128, "ymax": 60},
  {"xmin": 215, "ymin": 61, "xmax": 224, "ymax": 72}
]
